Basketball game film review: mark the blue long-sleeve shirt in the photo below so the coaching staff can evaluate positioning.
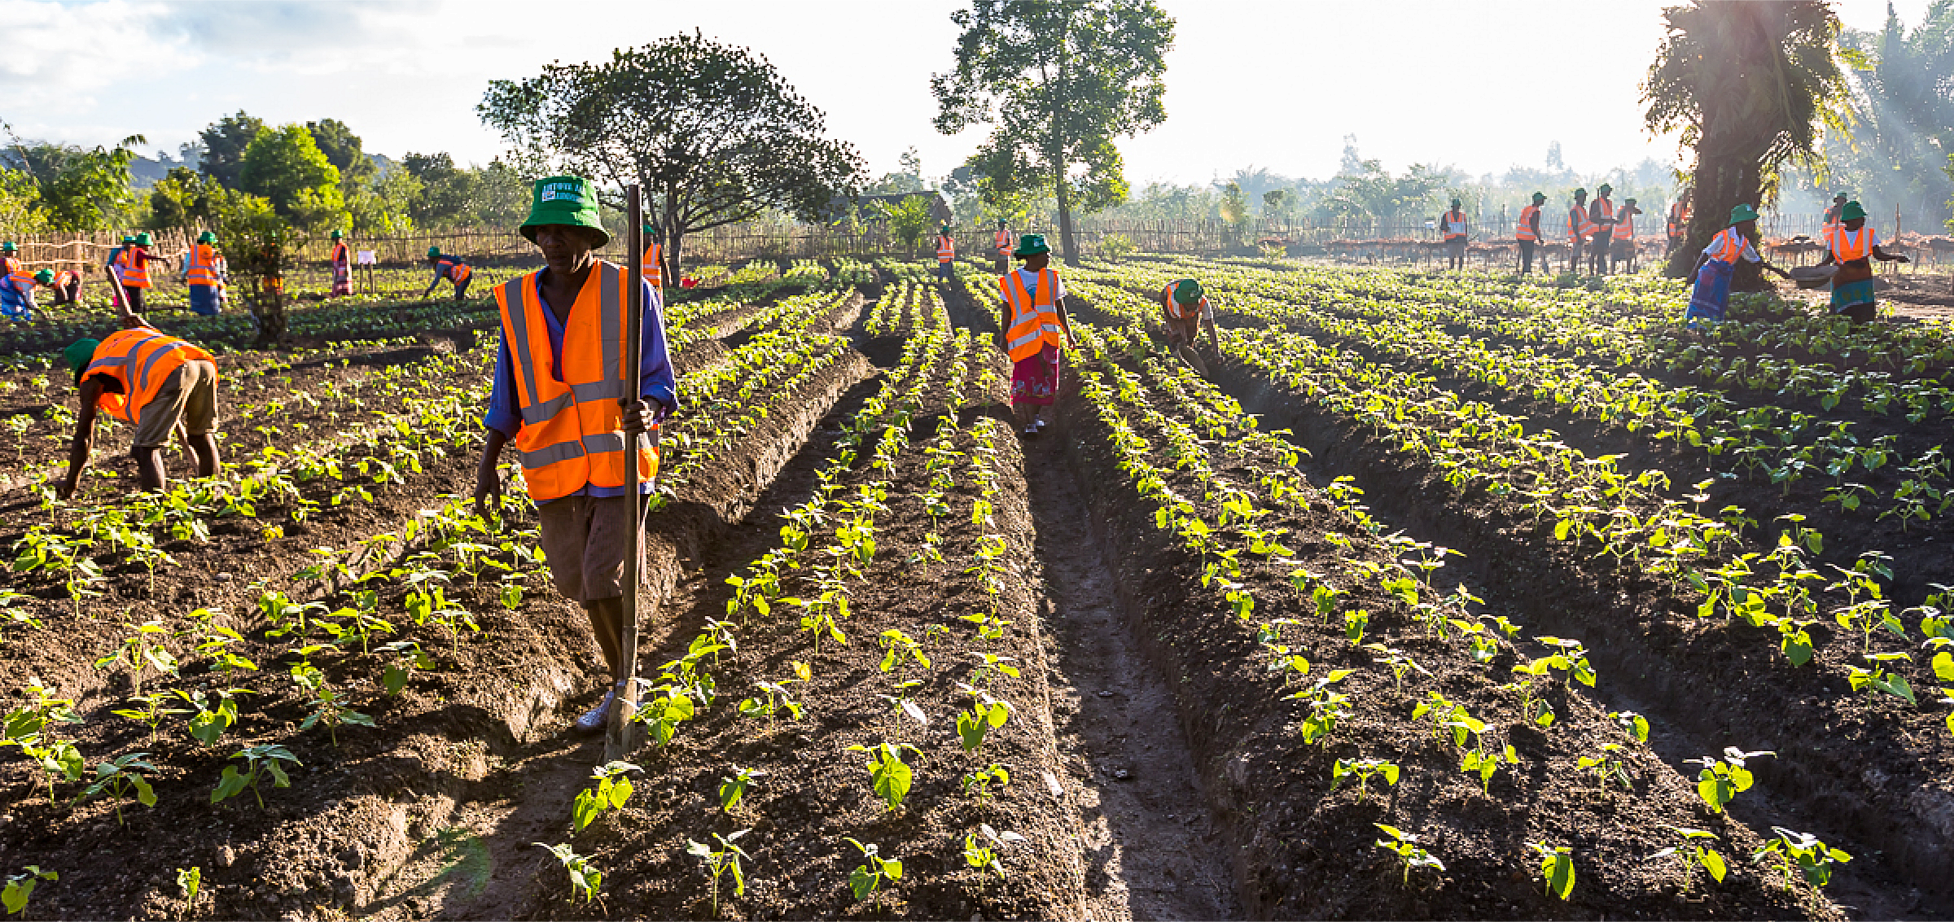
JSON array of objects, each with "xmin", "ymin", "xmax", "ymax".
[{"xmin": 484, "ymin": 273, "xmax": 678, "ymax": 500}]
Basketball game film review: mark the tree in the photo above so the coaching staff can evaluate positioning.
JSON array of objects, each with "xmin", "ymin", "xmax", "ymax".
[
  {"xmin": 3, "ymin": 136, "xmax": 144, "ymax": 232},
  {"xmin": 932, "ymin": 0, "xmax": 1173, "ymax": 265},
  {"xmin": 146, "ymin": 167, "xmax": 219, "ymax": 235},
  {"xmin": 0, "ymin": 168, "xmax": 45, "ymax": 234},
  {"xmin": 210, "ymin": 187, "xmax": 291, "ymax": 346},
  {"xmin": 346, "ymin": 163, "xmax": 418, "ymax": 236},
  {"xmin": 1814, "ymin": 1, "xmax": 1954, "ymax": 224},
  {"xmin": 480, "ymin": 34, "xmax": 866, "ymax": 281},
  {"xmin": 1644, "ymin": 1, "xmax": 1853, "ymax": 282},
  {"xmin": 240, "ymin": 124, "xmax": 345, "ymax": 229},
  {"xmin": 198, "ymin": 111, "xmax": 264, "ymax": 189},
  {"xmin": 305, "ymin": 118, "xmax": 376, "ymax": 188}
]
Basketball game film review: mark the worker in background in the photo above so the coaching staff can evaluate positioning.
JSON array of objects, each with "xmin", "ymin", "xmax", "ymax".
[
  {"xmin": 1566, "ymin": 189, "xmax": 1591, "ymax": 276},
  {"xmin": 35, "ymin": 269, "xmax": 83, "ymax": 307},
  {"xmin": 1158, "ymin": 278, "xmax": 1220, "ymax": 376},
  {"xmin": 1516, "ymin": 192, "xmax": 1545, "ymax": 274},
  {"xmin": 328, "ymin": 230, "xmax": 353, "ymax": 298},
  {"xmin": 640, "ymin": 223, "xmax": 664, "ymax": 294},
  {"xmin": 1667, "ymin": 188, "xmax": 1691, "ymax": 255},
  {"xmin": 1440, "ymin": 199, "xmax": 1468, "ymax": 271},
  {"xmin": 1587, "ymin": 184, "xmax": 1618, "ymax": 275},
  {"xmin": 1683, "ymin": 204, "xmax": 1791, "ymax": 329},
  {"xmin": 473, "ymin": 175, "xmax": 677, "ymax": 735},
  {"xmin": 180, "ymin": 231, "xmax": 227, "ymax": 316},
  {"xmin": 114, "ymin": 232, "xmax": 167, "ymax": 313},
  {"xmin": 58, "ymin": 311, "xmax": 222, "ymax": 499},
  {"xmin": 999, "ymin": 233, "xmax": 1071, "ymax": 436},
  {"xmin": 935, "ymin": 225, "xmax": 956, "ymax": 281},
  {"xmin": 1611, "ymin": 198, "xmax": 1644, "ymax": 274},
  {"xmin": 104, "ymin": 236, "xmax": 133, "ymax": 313},
  {"xmin": 1822, "ymin": 192, "xmax": 1848, "ymax": 249},
  {"xmin": 2, "ymin": 251, "xmax": 37, "ymax": 321},
  {"xmin": 0, "ymin": 241, "xmax": 21, "ymax": 279},
  {"xmin": 992, "ymin": 219, "xmax": 1014, "ymax": 275},
  {"xmin": 423, "ymin": 246, "xmax": 473, "ymax": 300},
  {"xmin": 1818, "ymin": 200, "xmax": 1909, "ymax": 324}
]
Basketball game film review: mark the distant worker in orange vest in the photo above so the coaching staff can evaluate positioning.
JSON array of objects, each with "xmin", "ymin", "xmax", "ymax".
[
  {"xmin": 936, "ymin": 226, "xmax": 956, "ymax": 281},
  {"xmin": 110, "ymin": 232, "xmax": 169, "ymax": 313},
  {"xmin": 640, "ymin": 224, "xmax": 664, "ymax": 294},
  {"xmin": 1440, "ymin": 199, "xmax": 1469, "ymax": 271},
  {"xmin": 999, "ymin": 233, "xmax": 1071, "ymax": 436},
  {"xmin": 1611, "ymin": 198, "xmax": 1644, "ymax": 273},
  {"xmin": 35, "ymin": 269, "xmax": 84, "ymax": 308},
  {"xmin": 1818, "ymin": 200, "xmax": 1909, "ymax": 324},
  {"xmin": 1587, "ymin": 184, "xmax": 1618, "ymax": 275},
  {"xmin": 180, "ymin": 231, "xmax": 227, "ymax": 316},
  {"xmin": 1, "ymin": 245, "xmax": 37, "ymax": 321},
  {"xmin": 328, "ymin": 229, "xmax": 353, "ymax": 297},
  {"xmin": 992, "ymin": 219, "xmax": 1014, "ymax": 274},
  {"xmin": 1515, "ymin": 192, "xmax": 1546, "ymax": 274},
  {"xmin": 423, "ymin": 247, "xmax": 473, "ymax": 300},
  {"xmin": 1821, "ymin": 192, "xmax": 1848, "ymax": 249},
  {"xmin": 1158, "ymin": 278, "xmax": 1220, "ymax": 376},
  {"xmin": 1566, "ymin": 189, "xmax": 1591, "ymax": 276},
  {"xmin": 473, "ymin": 175, "xmax": 677, "ymax": 735},
  {"xmin": 1666, "ymin": 189, "xmax": 1691, "ymax": 254},
  {"xmin": 58, "ymin": 312, "xmax": 222, "ymax": 499}
]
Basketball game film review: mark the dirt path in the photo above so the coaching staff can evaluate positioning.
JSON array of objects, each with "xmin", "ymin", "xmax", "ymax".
[{"xmin": 1023, "ymin": 429, "xmax": 1243, "ymax": 922}]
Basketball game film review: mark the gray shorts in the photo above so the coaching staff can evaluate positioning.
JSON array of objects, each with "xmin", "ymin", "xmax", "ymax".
[
  {"xmin": 132, "ymin": 359, "xmax": 219, "ymax": 449},
  {"xmin": 537, "ymin": 494, "xmax": 646, "ymax": 604}
]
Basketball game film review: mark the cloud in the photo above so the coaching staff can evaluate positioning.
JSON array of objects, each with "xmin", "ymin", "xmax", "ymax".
[{"xmin": 0, "ymin": 0, "xmax": 189, "ymax": 118}]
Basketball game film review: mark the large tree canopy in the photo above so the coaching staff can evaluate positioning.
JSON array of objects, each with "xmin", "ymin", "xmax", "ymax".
[
  {"xmin": 479, "ymin": 34, "xmax": 866, "ymax": 279},
  {"xmin": 3, "ymin": 136, "xmax": 144, "ymax": 232},
  {"xmin": 932, "ymin": 0, "xmax": 1174, "ymax": 265},
  {"xmin": 198, "ymin": 111, "xmax": 264, "ymax": 189},
  {"xmin": 240, "ymin": 123, "xmax": 345, "ymax": 229},
  {"xmin": 1644, "ymin": 0, "xmax": 1852, "ymax": 281}
]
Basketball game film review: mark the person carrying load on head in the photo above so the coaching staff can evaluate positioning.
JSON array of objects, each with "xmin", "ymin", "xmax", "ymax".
[
  {"xmin": 423, "ymin": 246, "xmax": 473, "ymax": 300},
  {"xmin": 1587, "ymin": 184, "xmax": 1618, "ymax": 275},
  {"xmin": 1158, "ymin": 279, "xmax": 1220, "ymax": 376},
  {"xmin": 179, "ymin": 231, "xmax": 227, "ymax": 316},
  {"xmin": 640, "ymin": 223, "xmax": 664, "ymax": 294},
  {"xmin": 1516, "ymin": 193, "xmax": 1546, "ymax": 275},
  {"xmin": 1818, "ymin": 200, "xmax": 1909, "ymax": 324},
  {"xmin": 1441, "ymin": 199, "xmax": 1469, "ymax": 271},
  {"xmin": 936, "ymin": 225, "xmax": 956, "ymax": 281},
  {"xmin": 992, "ymin": 219, "xmax": 1014, "ymax": 274},
  {"xmin": 113, "ymin": 232, "xmax": 168, "ymax": 313},
  {"xmin": 1, "ymin": 246, "xmax": 38, "ymax": 321},
  {"xmin": 58, "ymin": 312, "xmax": 223, "ymax": 500},
  {"xmin": 1611, "ymin": 198, "xmax": 1644, "ymax": 273},
  {"xmin": 999, "ymin": 233, "xmax": 1071, "ymax": 436},
  {"xmin": 328, "ymin": 229, "xmax": 353, "ymax": 298},
  {"xmin": 1667, "ymin": 188, "xmax": 1691, "ymax": 254},
  {"xmin": 35, "ymin": 268, "xmax": 84, "ymax": 307},
  {"xmin": 1684, "ymin": 204, "xmax": 1791, "ymax": 329},
  {"xmin": 472, "ymin": 175, "xmax": 678, "ymax": 736},
  {"xmin": 1566, "ymin": 189, "xmax": 1591, "ymax": 276}
]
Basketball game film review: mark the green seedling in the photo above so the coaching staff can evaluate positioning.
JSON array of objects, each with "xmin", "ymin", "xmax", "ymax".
[
  {"xmin": 1330, "ymin": 757, "xmax": 1400, "ymax": 802},
  {"xmin": 1374, "ymin": 824, "xmax": 1445, "ymax": 887},
  {"xmin": 378, "ymin": 640, "xmax": 435, "ymax": 695},
  {"xmin": 110, "ymin": 693, "xmax": 190, "ymax": 744},
  {"xmin": 573, "ymin": 761, "xmax": 641, "ymax": 833},
  {"xmin": 176, "ymin": 866, "xmax": 201, "ymax": 916},
  {"xmin": 967, "ymin": 651, "xmax": 1020, "ymax": 686},
  {"xmin": 291, "ymin": 662, "xmax": 374, "ymax": 747},
  {"xmin": 956, "ymin": 684, "xmax": 1011, "ymax": 753},
  {"xmin": 718, "ymin": 766, "xmax": 764, "ymax": 813},
  {"xmin": 963, "ymin": 764, "xmax": 1010, "ymax": 803},
  {"xmin": 843, "ymin": 838, "xmax": 902, "ymax": 909},
  {"xmin": 93, "ymin": 621, "xmax": 179, "ymax": 695},
  {"xmin": 2, "ymin": 679, "xmax": 85, "ymax": 802},
  {"xmin": 1754, "ymin": 826, "xmax": 1851, "ymax": 889},
  {"xmin": 1846, "ymin": 652, "xmax": 1918, "ymax": 704},
  {"xmin": 73, "ymin": 752, "xmax": 158, "ymax": 825},
  {"xmin": 739, "ymin": 678, "xmax": 804, "ymax": 723},
  {"xmin": 876, "ymin": 680, "xmax": 929, "ymax": 741},
  {"xmin": 173, "ymin": 688, "xmax": 252, "ymax": 747},
  {"xmin": 212, "ymin": 743, "xmax": 300, "ymax": 808},
  {"xmin": 1530, "ymin": 842, "xmax": 1576, "ymax": 901},
  {"xmin": 686, "ymin": 829, "xmax": 753, "ymax": 918},
  {"xmin": 532, "ymin": 842, "xmax": 602, "ymax": 904},
  {"xmin": 1576, "ymin": 743, "xmax": 1632, "ymax": 790},
  {"xmin": 963, "ymin": 824, "xmax": 1025, "ymax": 881},
  {"xmin": 1609, "ymin": 710, "xmax": 1650, "ymax": 743},
  {"xmin": 846, "ymin": 742, "xmax": 921, "ymax": 812},
  {"xmin": 1289, "ymin": 670, "xmax": 1354, "ymax": 744},
  {"xmin": 1689, "ymin": 747, "xmax": 1773, "ymax": 814},
  {"xmin": 633, "ymin": 683, "xmax": 698, "ymax": 747},
  {"xmin": 3, "ymin": 866, "xmax": 56, "ymax": 916},
  {"xmin": 877, "ymin": 629, "xmax": 931, "ymax": 674},
  {"xmin": 1649, "ymin": 827, "xmax": 1726, "ymax": 893}
]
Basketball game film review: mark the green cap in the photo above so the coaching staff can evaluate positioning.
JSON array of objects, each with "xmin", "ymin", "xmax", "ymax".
[
  {"xmin": 1012, "ymin": 233, "xmax": 1049, "ymax": 258},
  {"xmin": 1727, "ymin": 204, "xmax": 1760, "ymax": 226},
  {"xmin": 1173, "ymin": 279, "xmax": 1203, "ymax": 305},
  {"xmin": 1449, "ymin": 199, "xmax": 1461, "ymax": 208},
  {"xmin": 1625, "ymin": 197, "xmax": 1638, "ymax": 205},
  {"xmin": 941, "ymin": 226, "xmax": 952, "ymax": 235},
  {"xmin": 35, "ymin": 270, "xmax": 53, "ymax": 284},
  {"xmin": 1834, "ymin": 192, "xmax": 1848, "ymax": 201},
  {"xmin": 996, "ymin": 219, "xmax": 1007, "ymax": 228},
  {"xmin": 1840, "ymin": 200, "xmax": 1867, "ymax": 221},
  {"xmin": 520, "ymin": 175, "xmax": 609, "ymax": 246},
  {"xmin": 198, "ymin": 230, "xmax": 215, "ymax": 244},
  {"xmin": 1597, "ymin": 183, "xmax": 1612, "ymax": 194},
  {"xmin": 0, "ymin": 241, "xmax": 15, "ymax": 253},
  {"xmin": 1573, "ymin": 187, "xmax": 1587, "ymax": 197},
  {"xmin": 330, "ymin": 229, "xmax": 342, "ymax": 239},
  {"xmin": 63, "ymin": 339, "xmax": 100, "ymax": 375},
  {"xmin": 1531, "ymin": 192, "xmax": 1546, "ymax": 202},
  {"xmin": 134, "ymin": 232, "xmax": 153, "ymax": 247},
  {"xmin": 426, "ymin": 246, "xmax": 441, "ymax": 259},
  {"xmin": 642, "ymin": 224, "xmax": 656, "ymax": 237}
]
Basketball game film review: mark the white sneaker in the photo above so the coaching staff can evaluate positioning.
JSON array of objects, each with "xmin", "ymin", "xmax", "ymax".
[{"xmin": 1033, "ymin": 418, "xmax": 1048, "ymax": 431}]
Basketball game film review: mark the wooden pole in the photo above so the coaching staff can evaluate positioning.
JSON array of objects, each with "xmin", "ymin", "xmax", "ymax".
[{"xmin": 606, "ymin": 185, "xmax": 647, "ymax": 761}]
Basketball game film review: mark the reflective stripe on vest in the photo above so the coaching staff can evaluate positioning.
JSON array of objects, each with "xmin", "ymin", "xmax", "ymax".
[
  {"xmin": 1706, "ymin": 228, "xmax": 1747, "ymax": 264},
  {"xmin": 185, "ymin": 244, "xmax": 221, "ymax": 287},
  {"xmin": 1613, "ymin": 210, "xmax": 1635, "ymax": 240},
  {"xmin": 1568, "ymin": 205, "xmax": 1588, "ymax": 241},
  {"xmin": 1443, "ymin": 212, "xmax": 1467, "ymax": 241},
  {"xmin": 1832, "ymin": 226, "xmax": 1875, "ymax": 262},
  {"xmin": 1516, "ymin": 205, "xmax": 1541, "ymax": 242},
  {"xmin": 937, "ymin": 236, "xmax": 955, "ymax": 263},
  {"xmin": 1161, "ymin": 281, "xmax": 1209, "ymax": 321},
  {"xmin": 999, "ymin": 269, "xmax": 1064, "ymax": 363},
  {"xmin": 641, "ymin": 242, "xmax": 663, "ymax": 289},
  {"xmin": 83, "ymin": 328, "xmax": 215, "ymax": 425},
  {"xmin": 118, "ymin": 248, "xmax": 152, "ymax": 288},
  {"xmin": 994, "ymin": 230, "xmax": 1011, "ymax": 253},
  {"xmin": 493, "ymin": 262, "xmax": 657, "ymax": 502},
  {"xmin": 440, "ymin": 258, "xmax": 471, "ymax": 284},
  {"xmin": 1586, "ymin": 199, "xmax": 1612, "ymax": 236}
]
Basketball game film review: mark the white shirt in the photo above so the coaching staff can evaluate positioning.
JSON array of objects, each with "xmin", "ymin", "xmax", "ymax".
[{"xmin": 1015, "ymin": 267, "xmax": 1065, "ymax": 302}]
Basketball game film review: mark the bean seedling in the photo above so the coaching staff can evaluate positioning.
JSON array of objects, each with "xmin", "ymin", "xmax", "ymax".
[
  {"xmin": 963, "ymin": 824, "xmax": 1025, "ymax": 881},
  {"xmin": 1529, "ymin": 842, "xmax": 1576, "ymax": 901},
  {"xmin": 1330, "ymin": 757, "xmax": 1400, "ymax": 802},
  {"xmin": 1688, "ymin": 747, "xmax": 1773, "ymax": 814},
  {"xmin": 3, "ymin": 866, "xmax": 56, "ymax": 916},
  {"xmin": 1648, "ymin": 827, "xmax": 1726, "ymax": 893},
  {"xmin": 211, "ymin": 743, "xmax": 300, "ymax": 808},
  {"xmin": 72, "ymin": 752, "xmax": 158, "ymax": 825},
  {"xmin": 846, "ymin": 741, "xmax": 921, "ymax": 812},
  {"xmin": 843, "ymin": 838, "xmax": 902, "ymax": 910},
  {"xmin": 718, "ymin": 766, "xmax": 764, "ymax": 813},
  {"xmin": 573, "ymin": 761, "xmax": 641, "ymax": 833},
  {"xmin": 1373, "ymin": 824, "xmax": 1445, "ymax": 887},
  {"xmin": 1753, "ymin": 826, "xmax": 1851, "ymax": 889},
  {"xmin": 532, "ymin": 842, "xmax": 602, "ymax": 904},
  {"xmin": 686, "ymin": 829, "xmax": 753, "ymax": 918}
]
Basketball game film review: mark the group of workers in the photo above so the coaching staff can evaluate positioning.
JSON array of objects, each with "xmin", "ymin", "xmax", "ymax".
[{"xmin": 1499, "ymin": 185, "xmax": 1646, "ymax": 276}]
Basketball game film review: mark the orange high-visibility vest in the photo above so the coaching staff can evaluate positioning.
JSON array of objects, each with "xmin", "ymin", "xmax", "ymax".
[
  {"xmin": 993, "ymin": 229, "xmax": 1011, "ymax": 254},
  {"xmin": 1442, "ymin": 211, "xmax": 1467, "ymax": 242},
  {"xmin": 999, "ymin": 269, "xmax": 1064, "ymax": 363},
  {"xmin": 1705, "ymin": 228, "xmax": 1749, "ymax": 264},
  {"xmin": 53, "ymin": 270, "xmax": 78, "ymax": 288},
  {"xmin": 1613, "ymin": 209, "xmax": 1635, "ymax": 240},
  {"xmin": 1831, "ymin": 226, "xmax": 1876, "ymax": 262},
  {"xmin": 1161, "ymin": 281, "xmax": 1210, "ymax": 321},
  {"xmin": 1568, "ymin": 204, "xmax": 1589, "ymax": 241},
  {"xmin": 640, "ymin": 241, "xmax": 663, "ymax": 290},
  {"xmin": 1516, "ymin": 205, "xmax": 1541, "ymax": 242},
  {"xmin": 493, "ymin": 262, "xmax": 657, "ymax": 502},
  {"xmin": 1668, "ymin": 203, "xmax": 1688, "ymax": 238},
  {"xmin": 83, "ymin": 328, "xmax": 216, "ymax": 425},
  {"xmin": 1588, "ymin": 198, "xmax": 1613, "ymax": 236},
  {"xmin": 1, "ymin": 257, "xmax": 19, "ymax": 276},
  {"xmin": 936, "ymin": 235, "xmax": 955, "ymax": 264},
  {"xmin": 330, "ymin": 241, "xmax": 349, "ymax": 266},
  {"xmin": 436, "ymin": 257, "xmax": 471, "ymax": 285},
  {"xmin": 184, "ymin": 244, "xmax": 221, "ymax": 287},
  {"xmin": 117, "ymin": 248, "xmax": 152, "ymax": 289}
]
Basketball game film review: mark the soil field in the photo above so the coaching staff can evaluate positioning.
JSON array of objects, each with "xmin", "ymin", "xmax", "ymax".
[{"xmin": 2, "ymin": 253, "xmax": 1949, "ymax": 920}]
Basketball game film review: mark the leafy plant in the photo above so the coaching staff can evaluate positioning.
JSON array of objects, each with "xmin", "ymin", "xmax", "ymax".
[
  {"xmin": 211, "ymin": 744, "xmax": 300, "ymax": 808},
  {"xmin": 3, "ymin": 866, "xmax": 56, "ymax": 916},
  {"xmin": 533, "ymin": 842, "xmax": 602, "ymax": 904},
  {"xmin": 1529, "ymin": 842, "xmax": 1575, "ymax": 901},
  {"xmin": 686, "ymin": 829, "xmax": 752, "ymax": 918},
  {"xmin": 843, "ymin": 838, "xmax": 902, "ymax": 909},
  {"xmin": 93, "ymin": 621, "xmax": 179, "ymax": 695},
  {"xmin": 1576, "ymin": 743, "xmax": 1632, "ymax": 790},
  {"xmin": 1753, "ymin": 826, "xmax": 1851, "ymax": 889},
  {"xmin": 963, "ymin": 824, "xmax": 1025, "ymax": 881},
  {"xmin": 176, "ymin": 866, "xmax": 202, "ymax": 916},
  {"xmin": 963, "ymin": 763, "xmax": 1010, "ymax": 803},
  {"xmin": 1689, "ymin": 747, "xmax": 1773, "ymax": 814},
  {"xmin": 846, "ymin": 741, "xmax": 921, "ymax": 812},
  {"xmin": 956, "ymin": 685, "xmax": 1011, "ymax": 753},
  {"xmin": 1330, "ymin": 757, "xmax": 1400, "ymax": 803},
  {"xmin": 1649, "ymin": 827, "xmax": 1726, "ymax": 893},
  {"xmin": 718, "ymin": 766, "xmax": 764, "ymax": 813},
  {"xmin": 573, "ymin": 761, "xmax": 641, "ymax": 834},
  {"xmin": 1374, "ymin": 824, "xmax": 1445, "ymax": 887},
  {"xmin": 73, "ymin": 752, "xmax": 158, "ymax": 824},
  {"xmin": 290, "ymin": 662, "xmax": 375, "ymax": 746}
]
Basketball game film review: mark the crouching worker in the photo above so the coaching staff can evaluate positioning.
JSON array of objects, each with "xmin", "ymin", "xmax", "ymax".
[
  {"xmin": 36, "ymin": 269, "xmax": 84, "ymax": 307},
  {"xmin": 58, "ymin": 316, "xmax": 222, "ymax": 500},
  {"xmin": 1683, "ymin": 204, "xmax": 1790, "ymax": 329},
  {"xmin": 423, "ymin": 247, "xmax": 474, "ymax": 301},
  {"xmin": 472, "ymin": 176, "xmax": 678, "ymax": 736},
  {"xmin": 1158, "ymin": 279, "xmax": 1219, "ymax": 376}
]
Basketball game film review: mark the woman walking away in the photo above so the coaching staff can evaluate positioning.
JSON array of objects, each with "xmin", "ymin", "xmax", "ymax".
[
  {"xmin": 328, "ymin": 230, "xmax": 353, "ymax": 297},
  {"xmin": 1818, "ymin": 200, "xmax": 1909, "ymax": 324},
  {"xmin": 999, "ymin": 233, "xmax": 1071, "ymax": 436},
  {"xmin": 1684, "ymin": 204, "xmax": 1790, "ymax": 329}
]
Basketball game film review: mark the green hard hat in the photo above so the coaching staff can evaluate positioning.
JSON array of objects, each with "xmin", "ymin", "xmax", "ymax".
[
  {"xmin": 198, "ymin": 231, "xmax": 216, "ymax": 244},
  {"xmin": 426, "ymin": 246, "xmax": 441, "ymax": 259},
  {"xmin": 1727, "ymin": 203, "xmax": 1760, "ymax": 226},
  {"xmin": 1531, "ymin": 192, "xmax": 1546, "ymax": 202},
  {"xmin": 1839, "ymin": 200, "xmax": 1867, "ymax": 221},
  {"xmin": 134, "ymin": 232, "xmax": 153, "ymax": 247},
  {"xmin": 1173, "ymin": 279, "xmax": 1203, "ymax": 305},
  {"xmin": 1012, "ymin": 233, "xmax": 1050, "ymax": 258},
  {"xmin": 330, "ymin": 229, "xmax": 343, "ymax": 239},
  {"xmin": 1573, "ymin": 187, "xmax": 1587, "ymax": 197},
  {"xmin": 63, "ymin": 339, "xmax": 100, "ymax": 375},
  {"xmin": 0, "ymin": 241, "xmax": 15, "ymax": 253},
  {"xmin": 35, "ymin": 270, "xmax": 53, "ymax": 285},
  {"xmin": 1597, "ymin": 183, "xmax": 1612, "ymax": 194},
  {"xmin": 519, "ymin": 175, "xmax": 609, "ymax": 246}
]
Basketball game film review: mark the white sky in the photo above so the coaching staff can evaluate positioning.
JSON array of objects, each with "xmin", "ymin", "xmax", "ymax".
[{"xmin": 1, "ymin": 0, "xmax": 1929, "ymax": 187}]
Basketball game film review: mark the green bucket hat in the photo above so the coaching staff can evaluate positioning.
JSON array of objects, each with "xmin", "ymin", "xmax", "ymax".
[
  {"xmin": 1449, "ymin": 199, "xmax": 1461, "ymax": 208},
  {"xmin": 941, "ymin": 226, "xmax": 952, "ymax": 235},
  {"xmin": 1833, "ymin": 192, "xmax": 1849, "ymax": 202},
  {"xmin": 34, "ymin": 270, "xmax": 52, "ymax": 285},
  {"xmin": 198, "ymin": 230, "xmax": 215, "ymax": 244},
  {"xmin": 134, "ymin": 232, "xmax": 153, "ymax": 247},
  {"xmin": 1573, "ymin": 188, "xmax": 1587, "ymax": 198},
  {"xmin": 0, "ymin": 241, "xmax": 15, "ymax": 253},
  {"xmin": 426, "ymin": 246, "xmax": 441, "ymax": 259},
  {"xmin": 1839, "ymin": 200, "xmax": 1867, "ymax": 221},
  {"xmin": 330, "ymin": 229, "xmax": 342, "ymax": 240},
  {"xmin": 996, "ymin": 219, "xmax": 1007, "ymax": 228},
  {"xmin": 63, "ymin": 339, "xmax": 100, "ymax": 375},
  {"xmin": 520, "ymin": 175, "xmax": 609, "ymax": 246},
  {"xmin": 1012, "ymin": 233, "xmax": 1050, "ymax": 259},
  {"xmin": 1173, "ymin": 279, "xmax": 1203, "ymax": 305},
  {"xmin": 1531, "ymin": 192, "xmax": 1546, "ymax": 202},
  {"xmin": 1597, "ymin": 183, "xmax": 1612, "ymax": 194},
  {"xmin": 1727, "ymin": 204, "xmax": 1760, "ymax": 226}
]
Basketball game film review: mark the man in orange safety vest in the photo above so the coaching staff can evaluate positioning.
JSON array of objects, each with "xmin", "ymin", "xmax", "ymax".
[
  {"xmin": 1566, "ymin": 189, "xmax": 1591, "ymax": 276},
  {"xmin": 1441, "ymin": 199, "xmax": 1469, "ymax": 271},
  {"xmin": 992, "ymin": 219, "xmax": 1014, "ymax": 274},
  {"xmin": 1610, "ymin": 198, "xmax": 1643, "ymax": 274},
  {"xmin": 1516, "ymin": 192, "xmax": 1545, "ymax": 274},
  {"xmin": 59, "ymin": 310, "xmax": 222, "ymax": 499},
  {"xmin": 1587, "ymin": 184, "xmax": 1618, "ymax": 275}
]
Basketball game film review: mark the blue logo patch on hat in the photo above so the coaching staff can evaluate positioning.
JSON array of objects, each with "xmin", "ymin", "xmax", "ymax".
[{"xmin": 540, "ymin": 182, "xmax": 583, "ymax": 204}]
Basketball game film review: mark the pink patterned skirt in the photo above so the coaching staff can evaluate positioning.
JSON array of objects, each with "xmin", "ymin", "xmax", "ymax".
[{"xmin": 1010, "ymin": 345, "xmax": 1060, "ymax": 406}]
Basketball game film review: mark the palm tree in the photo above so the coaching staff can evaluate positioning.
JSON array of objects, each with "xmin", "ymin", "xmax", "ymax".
[{"xmin": 1644, "ymin": 0, "xmax": 1853, "ymax": 283}]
